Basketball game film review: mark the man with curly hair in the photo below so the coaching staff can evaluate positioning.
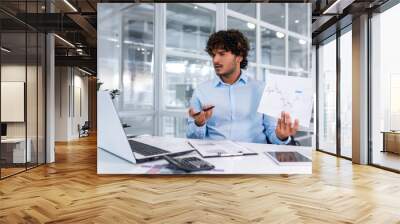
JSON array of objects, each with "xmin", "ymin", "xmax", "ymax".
[{"xmin": 186, "ymin": 29, "xmax": 299, "ymax": 144}]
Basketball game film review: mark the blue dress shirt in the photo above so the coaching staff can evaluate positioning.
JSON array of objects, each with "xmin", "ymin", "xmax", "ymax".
[{"xmin": 186, "ymin": 72, "xmax": 291, "ymax": 144}]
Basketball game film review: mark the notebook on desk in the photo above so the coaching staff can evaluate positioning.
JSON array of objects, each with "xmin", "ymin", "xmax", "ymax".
[{"xmin": 188, "ymin": 139, "xmax": 257, "ymax": 158}]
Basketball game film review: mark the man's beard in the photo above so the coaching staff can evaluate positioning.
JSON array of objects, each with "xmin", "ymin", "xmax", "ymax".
[{"xmin": 215, "ymin": 60, "xmax": 237, "ymax": 79}]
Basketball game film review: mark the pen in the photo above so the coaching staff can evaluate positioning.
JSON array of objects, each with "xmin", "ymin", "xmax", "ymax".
[
  {"xmin": 192, "ymin": 106, "xmax": 215, "ymax": 117},
  {"xmin": 187, "ymin": 141, "xmax": 196, "ymax": 149}
]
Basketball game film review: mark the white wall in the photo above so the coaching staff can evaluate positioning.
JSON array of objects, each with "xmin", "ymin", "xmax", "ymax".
[
  {"xmin": 55, "ymin": 66, "xmax": 69, "ymax": 141},
  {"xmin": 1, "ymin": 65, "xmax": 37, "ymax": 138},
  {"xmin": 55, "ymin": 67, "xmax": 89, "ymax": 141}
]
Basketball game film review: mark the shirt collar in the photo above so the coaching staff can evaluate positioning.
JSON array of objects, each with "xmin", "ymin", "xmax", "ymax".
[{"xmin": 213, "ymin": 71, "xmax": 248, "ymax": 87}]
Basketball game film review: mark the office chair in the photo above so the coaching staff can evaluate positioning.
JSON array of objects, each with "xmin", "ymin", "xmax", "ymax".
[{"xmin": 79, "ymin": 121, "xmax": 90, "ymax": 138}]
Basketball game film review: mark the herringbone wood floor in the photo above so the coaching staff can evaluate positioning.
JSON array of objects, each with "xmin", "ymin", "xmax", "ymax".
[{"xmin": 1, "ymin": 135, "xmax": 400, "ymax": 224}]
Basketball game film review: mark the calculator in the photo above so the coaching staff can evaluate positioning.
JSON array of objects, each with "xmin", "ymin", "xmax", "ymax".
[{"xmin": 163, "ymin": 155, "xmax": 215, "ymax": 172}]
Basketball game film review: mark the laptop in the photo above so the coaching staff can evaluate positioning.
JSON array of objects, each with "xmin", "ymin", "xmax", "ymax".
[{"xmin": 97, "ymin": 90, "xmax": 194, "ymax": 163}]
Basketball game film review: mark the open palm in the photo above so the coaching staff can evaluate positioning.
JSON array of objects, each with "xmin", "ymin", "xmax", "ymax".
[{"xmin": 275, "ymin": 111, "xmax": 299, "ymax": 141}]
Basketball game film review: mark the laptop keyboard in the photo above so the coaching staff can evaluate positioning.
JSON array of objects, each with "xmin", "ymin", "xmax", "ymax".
[{"xmin": 128, "ymin": 140, "xmax": 169, "ymax": 156}]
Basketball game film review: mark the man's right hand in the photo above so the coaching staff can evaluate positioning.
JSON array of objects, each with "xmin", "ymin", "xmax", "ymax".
[{"xmin": 188, "ymin": 105, "xmax": 213, "ymax": 127}]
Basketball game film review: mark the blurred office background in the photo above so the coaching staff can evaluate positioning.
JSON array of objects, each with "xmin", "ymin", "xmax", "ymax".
[{"xmin": 97, "ymin": 3, "xmax": 313, "ymax": 146}]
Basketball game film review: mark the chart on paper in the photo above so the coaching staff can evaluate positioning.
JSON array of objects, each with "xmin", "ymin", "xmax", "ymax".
[{"xmin": 257, "ymin": 75, "xmax": 314, "ymax": 127}]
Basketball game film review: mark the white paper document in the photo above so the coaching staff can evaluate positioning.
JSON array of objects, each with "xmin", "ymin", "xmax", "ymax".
[
  {"xmin": 133, "ymin": 136, "xmax": 194, "ymax": 152},
  {"xmin": 257, "ymin": 75, "xmax": 314, "ymax": 127},
  {"xmin": 188, "ymin": 139, "xmax": 257, "ymax": 158}
]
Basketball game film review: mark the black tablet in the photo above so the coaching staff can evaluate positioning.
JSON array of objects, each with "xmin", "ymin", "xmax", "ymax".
[{"xmin": 265, "ymin": 151, "xmax": 312, "ymax": 165}]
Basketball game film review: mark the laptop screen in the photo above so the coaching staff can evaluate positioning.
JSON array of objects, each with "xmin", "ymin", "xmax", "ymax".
[{"xmin": 97, "ymin": 90, "xmax": 137, "ymax": 163}]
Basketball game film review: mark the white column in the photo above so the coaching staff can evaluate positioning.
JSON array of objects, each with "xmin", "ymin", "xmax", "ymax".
[
  {"xmin": 154, "ymin": 4, "xmax": 166, "ymax": 136},
  {"xmin": 46, "ymin": 32, "xmax": 55, "ymax": 163},
  {"xmin": 216, "ymin": 3, "xmax": 227, "ymax": 31},
  {"xmin": 352, "ymin": 14, "xmax": 369, "ymax": 164}
]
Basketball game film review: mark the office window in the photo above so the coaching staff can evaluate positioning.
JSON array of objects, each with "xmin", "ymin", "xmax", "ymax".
[
  {"xmin": 120, "ymin": 4, "xmax": 154, "ymax": 111},
  {"xmin": 318, "ymin": 36, "xmax": 337, "ymax": 154},
  {"xmin": 120, "ymin": 45, "xmax": 154, "ymax": 111},
  {"xmin": 228, "ymin": 3, "xmax": 256, "ymax": 18},
  {"xmin": 289, "ymin": 36, "xmax": 308, "ymax": 73},
  {"xmin": 264, "ymin": 68, "xmax": 285, "ymax": 80},
  {"xmin": 38, "ymin": 33, "xmax": 46, "ymax": 165},
  {"xmin": 260, "ymin": 3, "xmax": 285, "ymax": 28},
  {"xmin": 227, "ymin": 17, "xmax": 256, "ymax": 63},
  {"xmin": 162, "ymin": 116, "xmax": 187, "ymax": 138},
  {"xmin": 339, "ymin": 28, "xmax": 352, "ymax": 158},
  {"xmin": 261, "ymin": 27, "xmax": 285, "ymax": 67},
  {"xmin": 165, "ymin": 56, "xmax": 213, "ymax": 109},
  {"xmin": 27, "ymin": 31, "xmax": 38, "ymax": 169},
  {"xmin": 245, "ymin": 66, "xmax": 257, "ymax": 80},
  {"xmin": 167, "ymin": 4, "xmax": 216, "ymax": 55},
  {"xmin": 98, "ymin": 4, "xmax": 155, "ymax": 136},
  {"xmin": 288, "ymin": 4, "xmax": 309, "ymax": 36},
  {"xmin": 165, "ymin": 3, "xmax": 215, "ymax": 111},
  {"xmin": 97, "ymin": 5, "xmax": 126, "ymax": 91},
  {"xmin": 371, "ymin": 4, "xmax": 400, "ymax": 171},
  {"xmin": 119, "ymin": 114, "xmax": 154, "ymax": 136}
]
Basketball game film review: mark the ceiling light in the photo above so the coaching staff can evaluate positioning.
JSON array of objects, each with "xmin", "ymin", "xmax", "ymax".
[
  {"xmin": 1, "ymin": 47, "xmax": 11, "ymax": 53},
  {"xmin": 54, "ymin": 34, "xmax": 75, "ymax": 48},
  {"xmin": 78, "ymin": 67, "xmax": 92, "ymax": 76},
  {"xmin": 298, "ymin": 39, "xmax": 307, "ymax": 45},
  {"xmin": 76, "ymin": 48, "xmax": 83, "ymax": 52},
  {"xmin": 194, "ymin": 6, "xmax": 198, "ymax": 9},
  {"xmin": 275, "ymin": 32, "xmax": 285, "ymax": 39},
  {"xmin": 63, "ymin": 0, "xmax": 78, "ymax": 12},
  {"xmin": 322, "ymin": 0, "xmax": 352, "ymax": 15},
  {"xmin": 247, "ymin": 22, "xmax": 256, "ymax": 30},
  {"xmin": 294, "ymin": 19, "xmax": 299, "ymax": 24}
]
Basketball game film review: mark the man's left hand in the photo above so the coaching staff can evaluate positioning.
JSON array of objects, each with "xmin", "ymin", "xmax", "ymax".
[{"xmin": 275, "ymin": 111, "xmax": 299, "ymax": 141}]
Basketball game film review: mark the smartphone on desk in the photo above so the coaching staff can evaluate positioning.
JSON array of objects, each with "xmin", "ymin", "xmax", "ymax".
[{"xmin": 163, "ymin": 155, "xmax": 215, "ymax": 172}]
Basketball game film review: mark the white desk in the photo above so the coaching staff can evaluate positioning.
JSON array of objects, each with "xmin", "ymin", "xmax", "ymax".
[
  {"xmin": 97, "ymin": 137, "xmax": 312, "ymax": 174},
  {"xmin": 1, "ymin": 138, "xmax": 31, "ymax": 163}
]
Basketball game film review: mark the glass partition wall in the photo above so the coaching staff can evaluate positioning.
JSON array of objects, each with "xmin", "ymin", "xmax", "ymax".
[
  {"xmin": 98, "ymin": 3, "xmax": 312, "ymax": 145},
  {"xmin": 316, "ymin": 25, "xmax": 352, "ymax": 159},
  {"xmin": 317, "ymin": 35, "xmax": 337, "ymax": 155},
  {"xmin": 370, "ymin": 3, "xmax": 400, "ymax": 171},
  {"xmin": 0, "ymin": 2, "xmax": 46, "ymax": 179}
]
